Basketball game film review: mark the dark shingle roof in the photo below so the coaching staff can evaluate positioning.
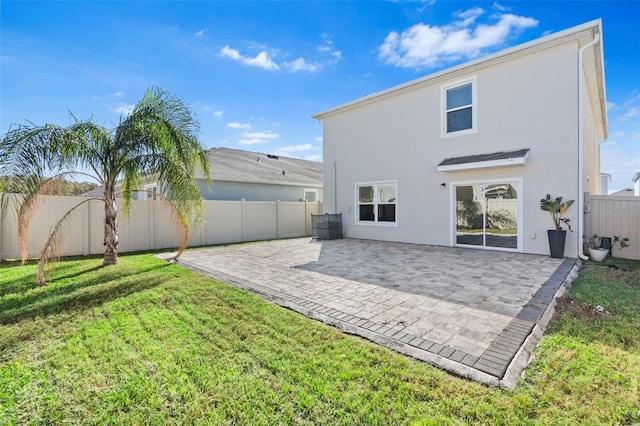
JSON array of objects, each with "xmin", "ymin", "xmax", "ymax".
[
  {"xmin": 438, "ymin": 149, "xmax": 530, "ymax": 167},
  {"xmin": 201, "ymin": 147, "xmax": 322, "ymax": 186}
]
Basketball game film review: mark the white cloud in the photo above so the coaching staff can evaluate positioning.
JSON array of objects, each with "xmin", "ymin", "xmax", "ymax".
[
  {"xmin": 285, "ymin": 57, "xmax": 321, "ymax": 72},
  {"xmin": 220, "ymin": 33, "xmax": 340, "ymax": 73},
  {"xmin": 621, "ymin": 107, "xmax": 638, "ymax": 121},
  {"xmin": 454, "ymin": 7, "xmax": 485, "ymax": 26},
  {"xmin": 601, "ymin": 142, "xmax": 640, "ymax": 188},
  {"xmin": 238, "ymin": 130, "xmax": 279, "ymax": 145},
  {"xmin": 227, "ymin": 122, "xmax": 252, "ymax": 130},
  {"xmin": 278, "ymin": 144, "xmax": 313, "ymax": 153},
  {"xmin": 195, "ymin": 29, "xmax": 206, "ymax": 37},
  {"xmin": 108, "ymin": 91, "xmax": 123, "ymax": 97},
  {"xmin": 313, "ymin": 136, "xmax": 323, "ymax": 143},
  {"xmin": 379, "ymin": 9, "xmax": 538, "ymax": 69},
  {"xmin": 243, "ymin": 131, "xmax": 279, "ymax": 139},
  {"xmin": 492, "ymin": 2, "xmax": 511, "ymax": 12},
  {"xmin": 220, "ymin": 45, "xmax": 279, "ymax": 71},
  {"xmin": 623, "ymin": 92, "xmax": 640, "ymax": 107},
  {"xmin": 304, "ymin": 154, "xmax": 323, "ymax": 162},
  {"xmin": 607, "ymin": 101, "xmax": 616, "ymax": 111},
  {"xmin": 213, "ymin": 111, "xmax": 223, "ymax": 118},
  {"xmin": 112, "ymin": 103, "xmax": 135, "ymax": 115},
  {"xmin": 238, "ymin": 138, "xmax": 267, "ymax": 145},
  {"xmin": 317, "ymin": 33, "xmax": 342, "ymax": 61}
]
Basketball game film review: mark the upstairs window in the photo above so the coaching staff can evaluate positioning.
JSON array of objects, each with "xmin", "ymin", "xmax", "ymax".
[
  {"xmin": 442, "ymin": 78, "xmax": 476, "ymax": 136},
  {"xmin": 356, "ymin": 181, "xmax": 397, "ymax": 224}
]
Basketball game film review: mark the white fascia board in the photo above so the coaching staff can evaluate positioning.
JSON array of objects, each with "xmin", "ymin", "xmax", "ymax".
[{"xmin": 437, "ymin": 154, "xmax": 529, "ymax": 172}]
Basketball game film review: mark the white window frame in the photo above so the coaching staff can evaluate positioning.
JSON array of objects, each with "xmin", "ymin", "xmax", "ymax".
[
  {"xmin": 355, "ymin": 180, "xmax": 398, "ymax": 227},
  {"xmin": 304, "ymin": 188, "xmax": 319, "ymax": 202},
  {"xmin": 449, "ymin": 177, "xmax": 523, "ymax": 253},
  {"xmin": 441, "ymin": 76, "xmax": 477, "ymax": 138}
]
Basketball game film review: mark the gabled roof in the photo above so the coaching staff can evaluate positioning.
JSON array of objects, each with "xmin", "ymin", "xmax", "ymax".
[
  {"xmin": 311, "ymin": 20, "xmax": 606, "ymax": 139},
  {"xmin": 200, "ymin": 147, "xmax": 322, "ymax": 187}
]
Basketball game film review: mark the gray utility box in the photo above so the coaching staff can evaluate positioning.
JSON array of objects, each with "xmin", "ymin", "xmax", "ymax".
[{"xmin": 311, "ymin": 213, "xmax": 342, "ymax": 240}]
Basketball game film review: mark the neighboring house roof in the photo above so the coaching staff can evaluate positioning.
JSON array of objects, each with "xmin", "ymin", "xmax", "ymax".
[
  {"xmin": 311, "ymin": 20, "xmax": 606, "ymax": 140},
  {"xmin": 610, "ymin": 188, "xmax": 635, "ymax": 196},
  {"xmin": 201, "ymin": 147, "xmax": 322, "ymax": 187},
  {"xmin": 437, "ymin": 149, "xmax": 530, "ymax": 172},
  {"xmin": 82, "ymin": 186, "xmax": 105, "ymax": 197}
]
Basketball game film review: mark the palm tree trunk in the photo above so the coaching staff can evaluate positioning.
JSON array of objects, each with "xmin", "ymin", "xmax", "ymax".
[{"xmin": 103, "ymin": 196, "xmax": 119, "ymax": 265}]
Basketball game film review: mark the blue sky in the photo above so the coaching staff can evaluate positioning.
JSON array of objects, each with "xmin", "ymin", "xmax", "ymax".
[{"xmin": 1, "ymin": 1, "xmax": 639, "ymax": 191}]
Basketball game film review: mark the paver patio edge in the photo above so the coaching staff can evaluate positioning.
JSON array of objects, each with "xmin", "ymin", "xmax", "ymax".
[{"xmin": 499, "ymin": 258, "xmax": 581, "ymax": 389}]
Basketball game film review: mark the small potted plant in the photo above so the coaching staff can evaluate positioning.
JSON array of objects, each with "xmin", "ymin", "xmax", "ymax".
[
  {"xmin": 540, "ymin": 194, "xmax": 574, "ymax": 258},
  {"xmin": 588, "ymin": 234, "xmax": 630, "ymax": 261}
]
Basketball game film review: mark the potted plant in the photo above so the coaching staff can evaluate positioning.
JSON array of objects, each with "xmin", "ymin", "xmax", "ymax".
[
  {"xmin": 587, "ymin": 234, "xmax": 630, "ymax": 261},
  {"xmin": 587, "ymin": 234, "xmax": 609, "ymax": 262},
  {"xmin": 540, "ymin": 194, "xmax": 574, "ymax": 258}
]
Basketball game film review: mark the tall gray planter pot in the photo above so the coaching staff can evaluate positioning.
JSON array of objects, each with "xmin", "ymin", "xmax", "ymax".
[{"xmin": 547, "ymin": 230, "xmax": 567, "ymax": 259}]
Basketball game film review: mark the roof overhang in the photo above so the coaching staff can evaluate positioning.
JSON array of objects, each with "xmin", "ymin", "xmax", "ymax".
[{"xmin": 437, "ymin": 149, "xmax": 530, "ymax": 172}]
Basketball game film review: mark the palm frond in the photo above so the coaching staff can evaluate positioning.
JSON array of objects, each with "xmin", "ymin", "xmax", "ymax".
[
  {"xmin": 112, "ymin": 87, "xmax": 209, "ymax": 226},
  {"xmin": 15, "ymin": 172, "xmax": 100, "ymax": 264},
  {"xmin": 35, "ymin": 198, "xmax": 102, "ymax": 285}
]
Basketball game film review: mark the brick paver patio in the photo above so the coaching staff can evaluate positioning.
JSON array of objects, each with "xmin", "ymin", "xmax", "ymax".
[{"xmin": 171, "ymin": 238, "xmax": 580, "ymax": 388}]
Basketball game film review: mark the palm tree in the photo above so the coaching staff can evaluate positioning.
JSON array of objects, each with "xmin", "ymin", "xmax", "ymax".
[{"xmin": 0, "ymin": 86, "xmax": 210, "ymax": 284}]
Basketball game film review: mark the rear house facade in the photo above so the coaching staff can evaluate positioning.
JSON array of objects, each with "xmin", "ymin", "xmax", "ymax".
[{"xmin": 312, "ymin": 20, "xmax": 606, "ymax": 258}]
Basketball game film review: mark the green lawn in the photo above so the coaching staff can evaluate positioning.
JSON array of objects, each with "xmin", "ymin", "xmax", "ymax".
[{"xmin": 1, "ymin": 253, "xmax": 638, "ymax": 425}]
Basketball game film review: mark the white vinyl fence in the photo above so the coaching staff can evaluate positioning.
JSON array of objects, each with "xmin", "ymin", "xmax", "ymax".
[
  {"xmin": 0, "ymin": 195, "xmax": 322, "ymax": 261},
  {"xmin": 585, "ymin": 194, "xmax": 640, "ymax": 260}
]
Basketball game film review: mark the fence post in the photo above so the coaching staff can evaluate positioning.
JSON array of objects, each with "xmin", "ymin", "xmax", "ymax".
[
  {"xmin": 304, "ymin": 200, "xmax": 308, "ymax": 236},
  {"xmin": 276, "ymin": 200, "xmax": 280, "ymax": 239},
  {"xmin": 149, "ymin": 199, "xmax": 156, "ymax": 250},
  {"xmin": 241, "ymin": 199, "xmax": 246, "ymax": 242}
]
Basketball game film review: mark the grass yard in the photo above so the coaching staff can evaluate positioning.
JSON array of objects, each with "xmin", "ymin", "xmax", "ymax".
[{"xmin": 1, "ymin": 253, "xmax": 639, "ymax": 425}]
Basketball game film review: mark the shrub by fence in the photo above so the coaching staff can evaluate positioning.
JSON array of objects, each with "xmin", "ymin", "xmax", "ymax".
[
  {"xmin": 0, "ymin": 195, "xmax": 322, "ymax": 261},
  {"xmin": 585, "ymin": 194, "xmax": 640, "ymax": 260}
]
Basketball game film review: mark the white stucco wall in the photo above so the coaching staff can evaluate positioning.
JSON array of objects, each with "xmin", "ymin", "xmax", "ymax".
[{"xmin": 322, "ymin": 40, "xmax": 590, "ymax": 257}]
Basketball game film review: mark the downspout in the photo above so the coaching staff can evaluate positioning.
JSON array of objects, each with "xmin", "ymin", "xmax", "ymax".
[
  {"xmin": 577, "ymin": 33, "xmax": 600, "ymax": 260},
  {"xmin": 333, "ymin": 161, "xmax": 338, "ymax": 214}
]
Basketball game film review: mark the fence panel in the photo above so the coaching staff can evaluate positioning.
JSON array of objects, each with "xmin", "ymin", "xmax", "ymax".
[
  {"xmin": 245, "ymin": 201, "xmax": 278, "ymax": 242},
  {"xmin": 277, "ymin": 202, "xmax": 307, "ymax": 239},
  {"xmin": 0, "ymin": 195, "xmax": 322, "ymax": 261},
  {"xmin": 202, "ymin": 200, "xmax": 244, "ymax": 245},
  {"xmin": 586, "ymin": 195, "xmax": 640, "ymax": 260}
]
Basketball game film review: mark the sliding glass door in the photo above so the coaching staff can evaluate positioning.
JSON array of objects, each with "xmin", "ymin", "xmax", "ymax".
[{"xmin": 455, "ymin": 181, "xmax": 519, "ymax": 251}]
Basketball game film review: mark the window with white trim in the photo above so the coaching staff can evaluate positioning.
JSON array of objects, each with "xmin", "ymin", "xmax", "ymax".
[
  {"xmin": 304, "ymin": 189, "xmax": 318, "ymax": 202},
  {"xmin": 442, "ymin": 78, "xmax": 476, "ymax": 136},
  {"xmin": 356, "ymin": 182, "xmax": 397, "ymax": 224}
]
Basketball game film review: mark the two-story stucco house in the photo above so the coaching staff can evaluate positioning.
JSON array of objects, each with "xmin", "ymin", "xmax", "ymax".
[{"xmin": 312, "ymin": 20, "xmax": 606, "ymax": 259}]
